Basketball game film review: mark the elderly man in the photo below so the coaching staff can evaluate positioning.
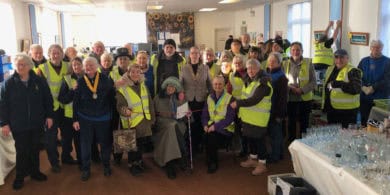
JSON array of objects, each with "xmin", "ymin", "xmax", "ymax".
[
  {"xmin": 358, "ymin": 40, "xmax": 390, "ymax": 126},
  {"xmin": 240, "ymin": 33, "xmax": 251, "ymax": 54},
  {"xmin": 123, "ymin": 43, "xmax": 136, "ymax": 64},
  {"xmin": 151, "ymin": 39, "xmax": 186, "ymax": 95},
  {"xmin": 323, "ymin": 49, "xmax": 362, "ymax": 128},
  {"xmin": 89, "ymin": 41, "xmax": 105, "ymax": 64},
  {"xmin": 63, "ymin": 47, "xmax": 78, "ymax": 62},
  {"xmin": 73, "ymin": 57, "xmax": 115, "ymax": 181},
  {"xmin": 29, "ymin": 44, "xmax": 47, "ymax": 68}
]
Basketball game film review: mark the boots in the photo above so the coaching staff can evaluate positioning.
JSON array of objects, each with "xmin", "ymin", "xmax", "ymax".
[{"xmin": 251, "ymin": 162, "xmax": 267, "ymax": 175}]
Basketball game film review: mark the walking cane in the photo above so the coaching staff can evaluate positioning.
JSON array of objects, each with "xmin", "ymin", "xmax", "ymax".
[{"xmin": 187, "ymin": 115, "xmax": 194, "ymax": 172}]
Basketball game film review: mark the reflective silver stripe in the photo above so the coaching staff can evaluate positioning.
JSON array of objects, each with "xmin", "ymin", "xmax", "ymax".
[
  {"xmin": 332, "ymin": 96, "xmax": 359, "ymax": 103},
  {"xmin": 141, "ymin": 95, "xmax": 148, "ymax": 99},
  {"xmin": 122, "ymin": 88, "xmax": 142, "ymax": 108},
  {"xmin": 332, "ymin": 88, "xmax": 343, "ymax": 92},
  {"xmin": 245, "ymin": 107, "xmax": 270, "ymax": 113}
]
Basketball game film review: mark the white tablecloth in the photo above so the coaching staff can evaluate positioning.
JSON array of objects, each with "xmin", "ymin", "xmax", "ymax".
[
  {"xmin": 288, "ymin": 141, "xmax": 378, "ymax": 195},
  {"xmin": 0, "ymin": 130, "xmax": 16, "ymax": 185}
]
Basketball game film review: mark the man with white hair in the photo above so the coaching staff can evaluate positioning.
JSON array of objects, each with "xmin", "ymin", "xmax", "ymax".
[
  {"xmin": 29, "ymin": 44, "xmax": 47, "ymax": 68},
  {"xmin": 240, "ymin": 33, "xmax": 251, "ymax": 54},
  {"xmin": 358, "ymin": 40, "xmax": 390, "ymax": 126}
]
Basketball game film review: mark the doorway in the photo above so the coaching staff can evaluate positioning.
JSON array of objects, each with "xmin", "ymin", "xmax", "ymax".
[{"xmin": 214, "ymin": 28, "xmax": 232, "ymax": 52}]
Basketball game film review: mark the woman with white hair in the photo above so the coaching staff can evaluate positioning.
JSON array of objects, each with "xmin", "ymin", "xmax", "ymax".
[
  {"xmin": 230, "ymin": 58, "xmax": 272, "ymax": 176},
  {"xmin": 72, "ymin": 57, "xmax": 115, "ymax": 181},
  {"xmin": 0, "ymin": 54, "xmax": 53, "ymax": 190}
]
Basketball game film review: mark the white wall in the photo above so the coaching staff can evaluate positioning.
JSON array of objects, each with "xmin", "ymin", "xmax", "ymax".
[
  {"xmin": 1, "ymin": 0, "xmax": 30, "ymax": 54},
  {"xmin": 342, "ymin": 0, "xmax": 379, "ymax": 66}
]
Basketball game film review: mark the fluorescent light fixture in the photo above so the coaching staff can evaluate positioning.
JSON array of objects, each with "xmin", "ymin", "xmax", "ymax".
[
  {"xmin": 147, "ymin": 5, "xmax": 164, "ymax": 10},
  {"xmin": 70, "ymin": 0, "xmax": 91, "ymax": 3},
  {"xmin": 199, "ymin": 8, "xmax": 217, "ymax": 12},
  {"xmin": 218, "ymin": 0, "xmax": 241, "ymax": 4}
]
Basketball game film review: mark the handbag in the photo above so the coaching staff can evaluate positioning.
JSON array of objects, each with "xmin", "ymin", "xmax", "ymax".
[{"xmin": 113, "ymin": 119, "xmax": 137, "ymax": 153}]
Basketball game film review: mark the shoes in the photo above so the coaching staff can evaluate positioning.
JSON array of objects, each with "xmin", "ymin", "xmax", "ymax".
[
  {"xmin": 31, "ymin": 172, "xmax": 47, "ymax": 181},
  {"xmin": 62, "ymin": 158, "xmax": 78, "ymax": 165},
  {"xmin": 207, "ymin": 162, "xmax": 218, "ymax": 174},
  {"xmin": 12, "ymin": 179, "xmax": 24, "ymax": 190},
  {"xmin": 128, "ymin": 163, "xmax": 144, "ymax": 176},
  {"xmin": 240, "ymin": 157, "xmax": 258, "ymax": 168},
  {"xmin": 165, "ymin": 165, "xmax": 176, "ymax": 180},
  {"xmin": 51, "ymin": 165, "xmax": 61, "ymax": 173},
  {"xmin": 104, "ymin": 167, "xmax": 112, "ymax": 177},
  {"xmin": 81, "ymin": 171, "xmax": 90, "ymax": 181},
  {"xmin": 251, "ymin": 163, "xmax": 267, "ymax": 176}
]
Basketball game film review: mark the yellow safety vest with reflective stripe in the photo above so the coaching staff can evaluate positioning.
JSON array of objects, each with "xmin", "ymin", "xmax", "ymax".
[
  {"xmin": 323, "ymin": 65, "xmax": 360, "ymax": 110},
  {"xmin": 109, "ymin": 66, "xmax": 123, "ymax": 82},
  {"xmin": 239, "ymin": 81, "xmax": 273, "ymax": 127},
  {"xmin": 207, "ymin": 92, "xmax": 235, "ymax": 133},
  {"xmin": 151, "ymin": 54, "xmax": 186, "ymax": 95},
  {"xmin": 63, "ymin": 75, "xmax": 77, "ymax": 118},
  {"xmin": 118, "ymin": 83, "xmax": 151, "ymax": 128},
  {"xmin": 283, "ymin": 58, "xmax": 313, "ymax": 101},
  {"xmin": 313, "ymin": 42, "xmax": 334, "ymax": 66},
  {"xmin": 229, "ymin": 72, "xmax": 245, "ymax": 99},
  {"xmin": 38, "ymin": 61, "xmax": 69, "ymax": 111}
]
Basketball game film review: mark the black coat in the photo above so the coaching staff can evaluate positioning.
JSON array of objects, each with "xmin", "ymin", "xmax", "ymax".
[{"xmin": 0, "ymin": 70, "xmax": 53, "ymax": 132}]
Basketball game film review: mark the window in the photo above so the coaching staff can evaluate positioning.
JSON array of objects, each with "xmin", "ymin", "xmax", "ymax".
[
  {"xmin": 380, "ymin": 0, "xmax": 390, "ymax": 56},
  {"xmin": 0, "ymin": 3, "xmax": 17, "ymax": 55},
  {"xmin": 287, "ymin": 2, "xmax": 311, "ymax": 57}
]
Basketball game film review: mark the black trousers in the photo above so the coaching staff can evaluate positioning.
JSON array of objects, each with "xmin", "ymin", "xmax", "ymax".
[
  {"xmin": 248, "ymin": 137, "xmax": 267, "ymax": 160},
  {"xmin": 60, "ymin": 117, "xmax": 81, "ymax": 162},
  {"xmin": 360, "ymin": 99, "xmax": 374, "ymax": 127},
  {"xmin": 188, "ymin": 100, "xmax": 205, "ymax": 153},
  {"xmin": 327, "ymin": 109, "xmax": 358, "ymax": 129},
  {"xmin": 45, "ymin": 108, "xmax": 63, "ymax": 167},
  {"xmin": 205, "ymin": 132, "xmax": 230, "ymax": 164},
  {"xmin": 287, "ymin": 101, "xmax": 312, "ymax": 141},
  {"xmin": 13, "ymin": 130, "xmax": 42, "ymax": 180}
]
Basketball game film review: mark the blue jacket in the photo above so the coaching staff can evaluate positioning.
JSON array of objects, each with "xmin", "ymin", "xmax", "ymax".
[{"xmin": 358, "ymin": 55, "xmax": 390, "ymax": 100}]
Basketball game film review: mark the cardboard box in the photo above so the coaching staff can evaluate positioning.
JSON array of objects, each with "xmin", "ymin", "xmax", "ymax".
[{"xmin": 268, "ymin": 173, "xmax": 296, "ymax": 195}]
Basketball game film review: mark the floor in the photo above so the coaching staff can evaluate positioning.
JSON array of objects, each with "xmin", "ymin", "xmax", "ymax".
[{"xmin": 0, "ymin": 147, "xmax": 294, "ymax": 195}]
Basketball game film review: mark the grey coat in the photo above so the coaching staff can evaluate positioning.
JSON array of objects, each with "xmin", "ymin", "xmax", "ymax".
[
  {"xmin": 180, "ymin": 63, "xmax": 212, "ymax": 102},
  {"xmin": 153, "ymin": 94, "xmax": 188, "ymax": 167}
]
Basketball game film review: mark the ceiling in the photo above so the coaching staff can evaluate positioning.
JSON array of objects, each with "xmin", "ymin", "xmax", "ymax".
[{"xmin": 22, "ymin": 0, "xmax": 269, "ymax": 13}]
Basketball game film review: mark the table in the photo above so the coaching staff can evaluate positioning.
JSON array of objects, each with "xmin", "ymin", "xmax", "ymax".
[
  {"xmin": 0, "ymin": 130, "xmax": 16, "ymax": 185},
  {"xmin": 369, "ymin": 106, "xmax": 390, "ymax": 122},
  {"xmin": 289, "ymin": 140, "xmax": 378, "ymax": 195}
]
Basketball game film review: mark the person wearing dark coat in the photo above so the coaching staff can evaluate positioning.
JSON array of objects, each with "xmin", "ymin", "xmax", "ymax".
[
  {"xmin": 266, "ymin": 52, "xmax": 288, "ymax": 163},
  {"xmin": 72, "ymin": 57, "xmax": 115, "ymax": 181},
  {"xmin": 230, "ymin": 59, "xmax": 272, "ymax": 176},
  {"xmin": 0, "ymin": 54, "xmax": 53, "ymax": 190}
]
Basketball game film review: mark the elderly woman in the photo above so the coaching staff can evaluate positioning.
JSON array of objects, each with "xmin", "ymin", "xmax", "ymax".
[
  {"xmin": 0, "ymin": 54, "xmax": 53, "ymax": 190},
  {"xmin": 58, "ymin": 57, "xmax": 84, "ymax": 166},
  {"xmin": 99, "ymin": 53, "xmax": 114, "ymax": 77},
  {"xmin": 283, "ymin": 42, "xmax": 316, "ymax": 142},
  {"xmin": 35, "ymin": 44, "xmax": 69, "ymax": 173},
  {"xmin": 153, "ymin": 77, "xmax": 188, "ymax": 179},
  {"xmin": 201, "ymin": 75, "xmax": 235, "ymax": 174},
  {"xmin": 136, "ymin": 51, "xmax": 154, "ymax": 96},
  {"xmin": 203, "ymin": 47, "xmax": 220, "ymax": 79},
  {"xmin": 63, "ymin": 47, "xmax": 78, "ymax": 62},
  {"xmin": 230, "ymin": 59, "xmax": 272, "ymax": 176},
  {"xmin": 181, "ymin": 46, "xmax": 212, "ymax": 155},
  {"xmin": 218, "ymin": 50, "xmax": 234, "ymax": 65},
  {"xmin": 73, "ymin": 57, "xmax": 115, "ymax": 181},
  {"xmin": 110, "ymin": 47, "xmax": 131, "ymax": 83},
  {"xmin": 115, "ymin": 65, "xmax": 155, "ymax": 176},
  {"xmin": 266, "ymin": 52, "xmax": 288, "ymax": 163}
]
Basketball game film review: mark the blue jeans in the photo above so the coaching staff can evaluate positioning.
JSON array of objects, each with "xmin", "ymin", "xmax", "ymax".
[
  {"xmin": 79, "ymin": 116, "xmax": 112, "ymax": 172},
  {"xmin": 268, "ymin": 118, "xmax": 284, "ymax": 161}
]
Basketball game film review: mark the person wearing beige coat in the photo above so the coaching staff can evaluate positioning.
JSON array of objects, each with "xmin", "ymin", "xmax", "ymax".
[{"xmin": 180, "ymin": 46, "xmax": 212, "ymax": 154}]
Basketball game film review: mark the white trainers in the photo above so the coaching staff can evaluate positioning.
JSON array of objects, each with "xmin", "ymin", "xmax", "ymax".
[
  {"xmin": 240, "ymin": 157, "xmax": 258, "ymax": 168},
  {"xmin": 251, "ymin": 162, "xmax": 267, "ymax": 175}
]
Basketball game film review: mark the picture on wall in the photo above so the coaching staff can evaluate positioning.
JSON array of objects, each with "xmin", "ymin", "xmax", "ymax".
[
  {"xmin": 147, "ymin": 12, "xmax": 194, "ymax": 51},
  {"xmin": 349, "ymin": 32, "xmax": 369, "ymax": 46}
]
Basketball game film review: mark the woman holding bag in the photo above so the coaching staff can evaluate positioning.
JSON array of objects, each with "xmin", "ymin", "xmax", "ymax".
[{"xmin": 115, "ymin": 65, "xmax": 155, "ymax": 176}]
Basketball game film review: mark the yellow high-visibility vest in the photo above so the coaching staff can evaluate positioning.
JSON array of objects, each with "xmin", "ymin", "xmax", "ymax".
[
  {"xmin": 118, "ymin": 83, "xmax": 151, "ymax": 128},
  {"xmin": 239, "ymin": 81, "xmax": 273, "ymax": 127},
  {"xmin": 283, "ymin": 58, "xmax": 313, "ymax": 101},
  {"xmin": 322, "ymin": 65, "xmax": 360, "ymax": 110},
  {"xmin": 229, "ymin": 72, "xmax": 245, "ymax": 99},
  {"xmin": 313, "ymin": 42, "xmax": 334, "ymax": 66},
  {"xmin": 38, "ymin": 61, "xmax": 69, "ymax": 111},
  {"xmin": 63, "ymin": 75, "xmax": 77, "ymax": 118},
  {"xmin": 207, "ymin": 92, "xmax": 235, "ymax": 133}
]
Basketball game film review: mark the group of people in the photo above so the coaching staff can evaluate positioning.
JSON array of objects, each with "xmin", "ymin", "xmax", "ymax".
[{"xmin": 0, "ymin": 28, "xmax": 389, "ymax": 190}]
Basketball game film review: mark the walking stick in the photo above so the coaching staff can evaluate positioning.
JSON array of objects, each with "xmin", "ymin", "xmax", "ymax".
[{"xmin": 187, "ymin": 115, "xmax": 194, "ymax": 171}]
